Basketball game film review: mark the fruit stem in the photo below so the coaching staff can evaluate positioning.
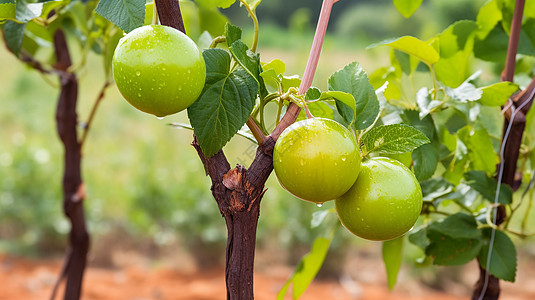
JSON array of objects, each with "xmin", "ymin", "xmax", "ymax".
[
  {"xmin": 238, "ymin": 0, "xmax": 259, "ymax": 52},
  {"xmin": 152, "ymin": 0, "xmax": 159, "ymax": 25}
]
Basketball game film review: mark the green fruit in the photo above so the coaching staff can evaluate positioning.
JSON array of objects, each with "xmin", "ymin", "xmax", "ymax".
[
  {"xmin": 335, "ymin": 157, "xmax": 422, "ymax": 241},
  {"xmin": 112, "ymin": 25, "xmax": 206, "ymax": 117},
  {"xmin": 273, "ymin": 118, "xmax": 362, "ymax": 203}
]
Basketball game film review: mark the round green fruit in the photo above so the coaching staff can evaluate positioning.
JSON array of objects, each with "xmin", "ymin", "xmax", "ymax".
[
  {"xmin": 335, "ymin": 157, "xmax": 422, "ymax": 241},
  {"xmin": 273, "ymin": 118, "xmax": 361, "ymax": 203},
  {"xmin": 112, "ymin": 25, "xmax": 206, "ymax": 117}
]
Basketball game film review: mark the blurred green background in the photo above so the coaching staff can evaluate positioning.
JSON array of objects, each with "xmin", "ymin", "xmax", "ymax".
[{"xmin": 1, "ymin": 0, "xmax": 515, "ymax": 278}]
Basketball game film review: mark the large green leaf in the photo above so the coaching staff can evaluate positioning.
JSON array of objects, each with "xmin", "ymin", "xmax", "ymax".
[
  {"xmin": 478, "ymin": 228, "xmax": 517, "ymax": 282},
  {"xmin": 464, "ymin": 171, "xmax": 513, "ymax": 205},
  {"xmin": 479, "ymin": 82, "xmax": 519, "ymax": 106},
  {"xmin": 426, "ymin": 213, "xmax": 483, "ymax": 266},
  {"xmin": 96, "ymin": 0, "xmax": 145, "ymax": 33},
  {"xmin": 382, "ymin": 236, "xmax": 404, "ymax": 290},
  {"xmin": 328, "ymin": 62, "xmax": 379, "ymax": 130},
  {"xmin": 277, "ymin": 237, "xmax": 332, "ymax": 299},
  {"xmin": 372, "ymin": 36, "xmax": 440, "ymax": 65},
  {"xmin": 187, "ymin": 48, "xmax": 258, "ymax": 157},
  {"xmin": 360, "ymin": 124, "xmax": 430, "ymax": 156},
  {"xmin": 392, "ymin": 0, "xmax": 423, "ymax": 18}
]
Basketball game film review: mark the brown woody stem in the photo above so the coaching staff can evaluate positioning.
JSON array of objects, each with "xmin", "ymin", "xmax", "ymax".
[{"xmin": 52, "ymin": 29, "xmax": 89, "ymax": 300}]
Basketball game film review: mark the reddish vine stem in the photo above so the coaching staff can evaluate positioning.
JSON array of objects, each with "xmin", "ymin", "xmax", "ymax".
[
  {"xmin": 501, "ymin": 0, "xmax": 525, "ymax": 82},
  {"xmin": 155, "ymin": 0, "xmax": 185, "ymax": 34},
  {"xmin": 51, "ymin": 29, "xmax": 89, "ymax": 300}
]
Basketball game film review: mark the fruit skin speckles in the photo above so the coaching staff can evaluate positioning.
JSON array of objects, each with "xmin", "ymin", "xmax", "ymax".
[
  {"xmin": 273, "ymin": 118, "xmax": 362, "ymax": 203},
  {"xmin": 112, "ymin": 25, "xmax": 206, "ymax": 117},
  {"xmin": 335, "ymin": 157, "xmax": 423, "ymax": 241}
]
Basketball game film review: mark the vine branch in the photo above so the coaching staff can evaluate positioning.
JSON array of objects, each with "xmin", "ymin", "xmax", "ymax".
[
  {"xmin": 501, "ymin": 0, "xmax": 525, "ymax": 82},
  {"xmin": 155, "ymin": 0, "xmax": 185, "ymax": 34}
]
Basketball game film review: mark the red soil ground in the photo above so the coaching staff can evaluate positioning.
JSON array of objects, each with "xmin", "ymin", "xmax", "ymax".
[{"xmin": 2, "ymin": 252, "xmax": 534, "ymax": 300}]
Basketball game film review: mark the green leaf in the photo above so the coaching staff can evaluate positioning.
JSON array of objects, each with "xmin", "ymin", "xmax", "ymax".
[
  {"xmin": 479, "ymin": 82, "xmax": 519, "ymax": 106},
  {"xmin": 458, "ymin": 127, "xmax": 498, "ymax": 174},
  {"xmin": 382, "ymin": 236, "xmax": 404, "ymax": 290},
  {"xmin": 412, "ymin": 143, "xmax": 439, "ymax": 181},
  {"xmin": 277, "ymin": 237, "xmax": 332, "ymax": 300},
  {"xmin": 392, "ymin": 0, "xmax": 423, "ymax": 18},
  {"xmin": 408, "ymin": 226, "xmax": 429, "ymax": 250},
  {"xmin": 464, "ymin": 171, "xmax": 513, "ymax": 205},
  {"xmin": 474, "ymin": 25, "xmax": 508, "ymax": 62},
  {"xmin": 416, "ymin": 87, "xmax": 442, "ymax": 118},
  {"xmin": 229, "ymin": 40, "xmax": 260, "ymax": 81},
  {"xmin": 372, "ymin": 36, "xmax": 439, "ymax": 65},
  {"xmin": 400, "ymin": 109, "xmax": 436, "ymax": 140},
  {"xmin": 328, "ymin": 62, "xmax": 379, "ymax": 130},
  {"xmin": 297, "ymin": 101, "xmax": 334, "ymax": 121},
  {"xmin": 476, "ymin": 0, "xmax": 502, "ymax": 38},
  {"xmin": 320, "ymin": 90, "xmax": 356, "ymax": 125},
  {"xmin": 426, "ymin": 213, "xmax": 483, "ymax": 265},
  {"xmin": 360, "ymin": 124, "xmax": 430, "ymax": 156},
  {"xmin": 187, "ymin": 48, "xmax": 258, "ymax": 157},
  {"xmin": 3, "ymin": 20, "xmax": 26, "ymax": 56},
  {"xmin": 224, "ymin": 22, "xmax": 241, "ymax": 46},
  {"xmin": 478, "ymin": 228, "xmax": 517, "ymax": 282},
  {"xmin": 305, "ymin": 87, "xmax": 322, "ymax": 101},
  {"xmin": 420, "ymin": 178, "xmax": 455, "ymax": 202},
  {"xmin": 434, "ymin": 21, "xmax": 477, "ymax": 87},
  {"xmin": 432, "ymin": 213, "xmax": 480, "ymax": 238},
  {"xmin": 15, "ymin": 0, "xmax": 41, "ymax": 23},
  {"xmin": 96, "ymin": 0, "xmax": 145, "ymax": 33},
  {"xmin": 445, "ymin": 80, "xmax": 482, "ymax": 103},
  {"xmin": 0, "ymin": 2, "xmax": 16, "ymax": 20}
]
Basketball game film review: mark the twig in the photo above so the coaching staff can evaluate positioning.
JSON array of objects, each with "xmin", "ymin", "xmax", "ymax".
[
  {"xmin": 246, "ymin": 117, "xmax": 266, "ymax": 145},
  {"xmin": 79, "ymin": 81, "xmax": 112, "ymax": 148}
]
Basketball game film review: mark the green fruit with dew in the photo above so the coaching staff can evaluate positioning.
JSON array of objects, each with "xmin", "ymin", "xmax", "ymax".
[
  {"xmin": 112, "ymin": 24, "xmax": 206, "ymax": 117},
  {"xmin": 273, "ymin": 118, "xmax": 362, "ymax": 203},
  {"xmin": 335, "ymin": 157, "xmax": 422, "ymax": 241}
]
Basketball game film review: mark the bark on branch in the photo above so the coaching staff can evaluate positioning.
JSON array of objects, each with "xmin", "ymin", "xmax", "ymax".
[{"xmin": 51, "ymin": 29, "xmax": 89, "ymax": 300}]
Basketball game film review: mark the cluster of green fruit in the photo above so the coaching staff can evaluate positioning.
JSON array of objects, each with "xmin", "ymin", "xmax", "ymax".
[
  {"xmin": 273, "ymin": 118, "xmax": 423, "ymax": 241},
  {"xmin": 112, "ymin": 25, "xmax": 423, "ymax": 242}
]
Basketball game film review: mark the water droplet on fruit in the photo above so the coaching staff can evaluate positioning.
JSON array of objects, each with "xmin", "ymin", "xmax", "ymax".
[
  {"xmin": 341, "ymin": 157, "xmax": 346, "ymax": 162},
  {"xmin": 299, "ymin": 159, "xmax": 305, "ymax": 166},
  {"xmin": 157, "ymin": 116, "xmax": 164, "ymax": 120},
  {"xmin": 316, "ymin": 203, "xmax": 323, "ymax": 208},
  {"xmin": 188, "ymin": 69, "xmax": 191, "ymax": 74},
  {"xmin": 137, "ymin": 93, "xmax": 141, "ymax": 97},
  {"xmin": 136, "ymin": 71, "xmax": 141, "ymax": 76},
  {"xmin": 178, "ymin": 87, "xmax": 182, "ymax": 91}
]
